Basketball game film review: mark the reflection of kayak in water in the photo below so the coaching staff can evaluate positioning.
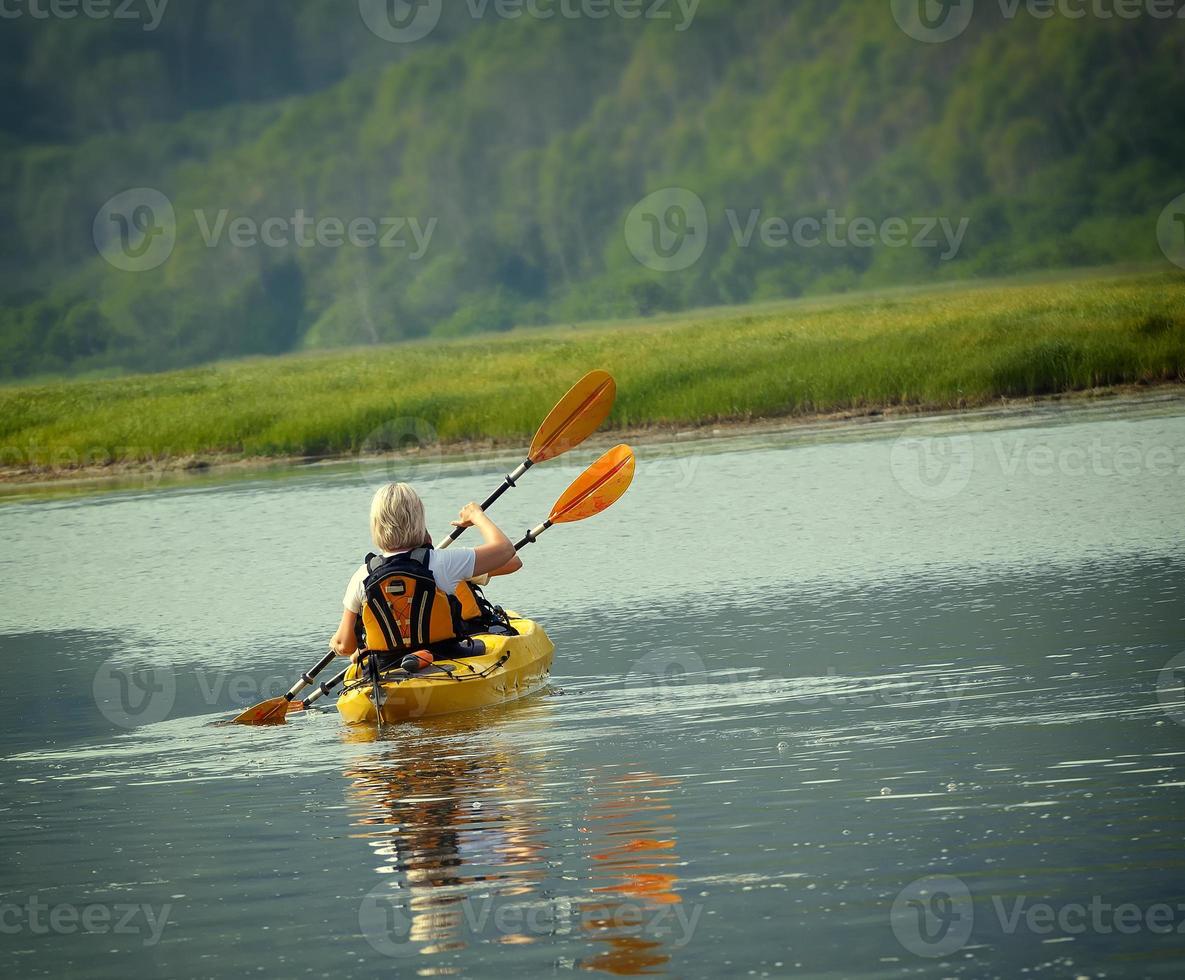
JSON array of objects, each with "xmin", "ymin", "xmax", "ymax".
[
  {"xmin": 344, "ymin": 726, "xmax": 688, "ymax": 975},
  {"xmin": 336, "ymin": 617, "xmax": 554, "ymax": 725},
  {"xmin": 345, "ymin": 738, "xmax": 545, "ymax": 884},
  {"xmin": 344, "ymin": 707, "xmax": 554, "ymax": 954}
]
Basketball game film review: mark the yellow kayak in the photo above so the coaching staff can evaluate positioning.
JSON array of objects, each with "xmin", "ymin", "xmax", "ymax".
[{"xmin": 335, "ymin": 617, "xmax": 555, "ymax": 725}]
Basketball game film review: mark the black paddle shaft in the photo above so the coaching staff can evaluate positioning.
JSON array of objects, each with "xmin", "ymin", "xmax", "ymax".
[
  {"xmin": 301, "ymin": 666, "xmax": 349, "ymax": 708},
  {"xmin": 440, "ymin": 458, "xmax": 534, "ymax": 547},
  {"xmin": 281, "ymin": 649, "xmax": 336, "ymax": 702},
  {"xmin": 513, "ymin": 520, "xmax": 553, "ymax": 551},
  {"xmin": 301, "ymin": 650, "xmax": 336, "ymax": 686}
]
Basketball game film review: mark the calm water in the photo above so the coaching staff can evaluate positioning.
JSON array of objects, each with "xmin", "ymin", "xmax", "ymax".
[{"xmin": 2, "ymin": 396, "xmax": 1184, "ymax": 978}]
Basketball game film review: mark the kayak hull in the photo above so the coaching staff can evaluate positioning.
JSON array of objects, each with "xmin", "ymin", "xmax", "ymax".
[{"xmin": 335, "ymin": 617, "xmax": 554, "ymax": 725}]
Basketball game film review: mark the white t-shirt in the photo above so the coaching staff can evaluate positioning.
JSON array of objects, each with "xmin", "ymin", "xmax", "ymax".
[{"xmin": 343, "ymin": 548, "xmax": 477, "ymax": 614}]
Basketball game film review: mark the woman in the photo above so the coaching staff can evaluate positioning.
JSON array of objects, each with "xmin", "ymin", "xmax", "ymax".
[{"xmin": 331, "ymin": 482, "xmax": 522, "ymax": 661}]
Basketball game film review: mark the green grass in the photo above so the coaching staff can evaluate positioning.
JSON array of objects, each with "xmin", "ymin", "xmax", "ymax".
[{"xmin": 2, "ymin": 268, "xmax": 1183, "ymax": 473}]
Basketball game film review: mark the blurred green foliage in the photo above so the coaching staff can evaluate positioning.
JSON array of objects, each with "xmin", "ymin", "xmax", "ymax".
[{"xmin": 1, "ymin": 0, "xmax": 1182, "ymax": 380}]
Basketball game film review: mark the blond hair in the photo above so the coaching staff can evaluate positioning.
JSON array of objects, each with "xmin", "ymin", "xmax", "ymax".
[{"xmin": 370, "ymin": 483, "xmax": 429, "ymax": 552}]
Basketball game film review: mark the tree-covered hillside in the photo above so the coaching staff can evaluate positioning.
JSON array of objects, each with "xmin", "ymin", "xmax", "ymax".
[{"xmin": 2, "ymin": 0, "xmax": 1182, "ymax": 379}]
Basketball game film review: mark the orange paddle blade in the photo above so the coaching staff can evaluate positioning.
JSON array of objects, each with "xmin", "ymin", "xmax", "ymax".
[
  {"xmin": 528, "ymin": 371, "xmax": 616, "ymax": 463},
  {"xmin": 551, "ymin": 445, "xmax": 635, "ymax": 524},
  {"xmin": 231, "ymin": 697, "xmax": 290, "ymax": 726}
]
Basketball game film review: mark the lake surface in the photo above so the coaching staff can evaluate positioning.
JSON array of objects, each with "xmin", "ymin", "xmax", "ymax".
[{"xmin": 2, "ymin": 395, "xmax": 1184, "ymax": 978}]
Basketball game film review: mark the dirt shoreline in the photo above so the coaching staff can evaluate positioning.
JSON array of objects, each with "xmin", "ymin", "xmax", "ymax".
[{"xmin": 3, "ymin": 382, "xmax": 1183, "ymax": 494}]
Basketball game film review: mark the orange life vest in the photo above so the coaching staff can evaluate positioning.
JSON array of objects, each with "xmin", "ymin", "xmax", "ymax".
[
  {"xmin": 360, "ymin": 547, "xmax": 464, "ymax": 651},
  {"xmin": 455, "ymin": 578, "xmax": 485, "ymax": 624}
]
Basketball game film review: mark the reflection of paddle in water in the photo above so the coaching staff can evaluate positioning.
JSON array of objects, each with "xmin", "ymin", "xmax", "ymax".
[{"xmin": 579, "ymin": 768, "xmax": 685, "ymax": 975}]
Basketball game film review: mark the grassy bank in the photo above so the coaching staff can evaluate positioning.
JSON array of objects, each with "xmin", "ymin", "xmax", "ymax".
[{"xmin": 3, "ymin": 269, "xmax": 1183, "ymax": 477}]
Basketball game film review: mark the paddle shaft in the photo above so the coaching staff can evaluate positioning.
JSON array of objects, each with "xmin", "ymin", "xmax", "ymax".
[
  {"xmin": 300, "ymin": 666, "xmax": 349, "ymax": 709},
  {"xmin": 438, "ymin": 459, "xmax": 533, "ymax": 549},
  {"xmin": 514, "ymin": 520, "xmax": 553, "ymax": 551},
  {"xmin": 283, "ymin": 650, "xmax": 335, "ymax": 701}
]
